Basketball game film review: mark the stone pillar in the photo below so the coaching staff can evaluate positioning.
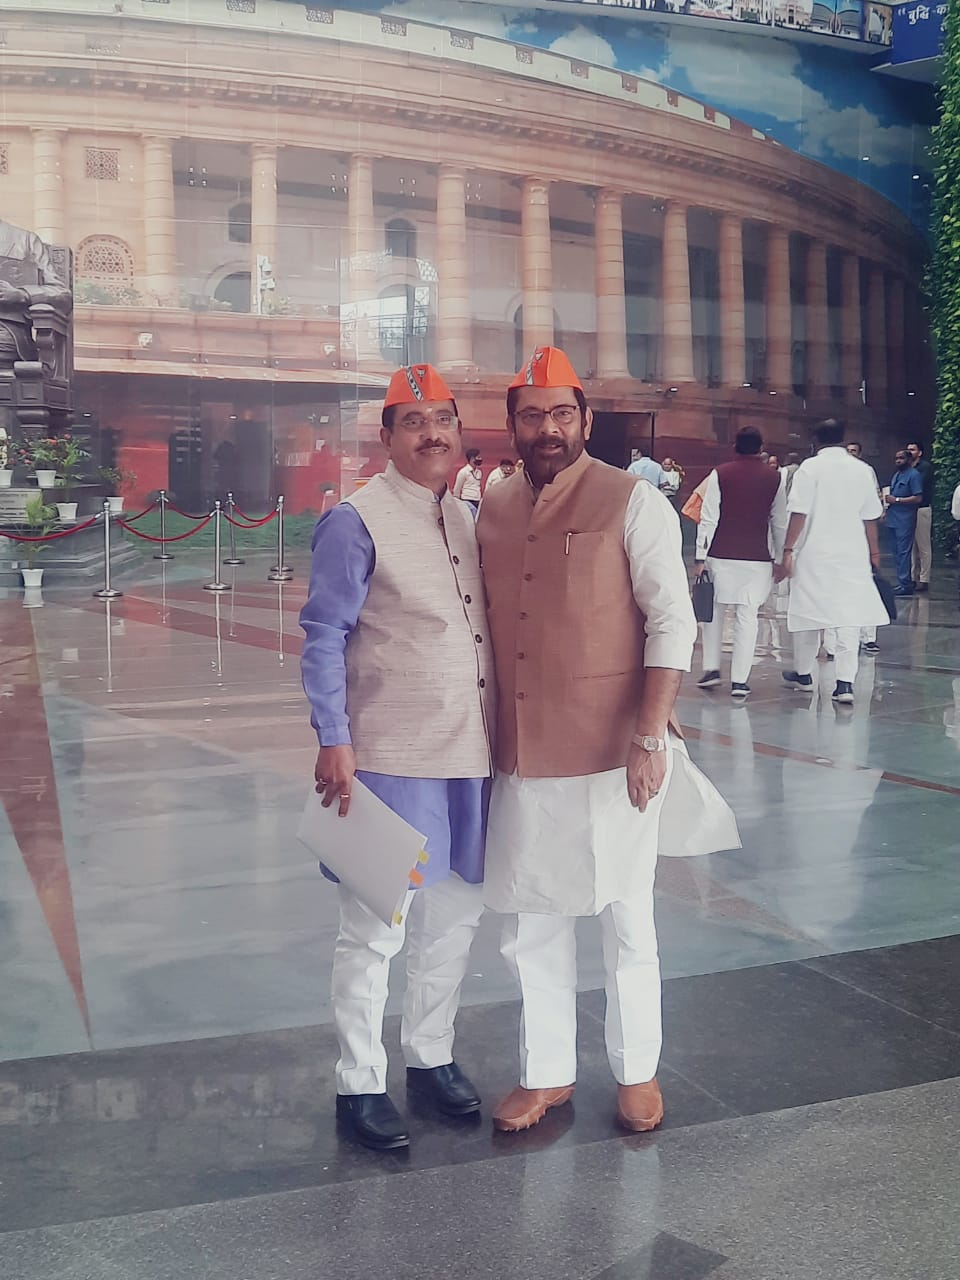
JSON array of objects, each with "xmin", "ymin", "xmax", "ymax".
[
  {"xmin": 886, "ymin": 273, "xmax": 906, "ymax": 406},
  {"xmin": 250, "ymin": 143, "xmax": 278, "ymax": 315},
  {"xmin": 840, "ymin": 252, "xmax": 863, "ymax": 406},
  {"xmin": 33, "ymin": 130, "xmax": 66, "ymax": 244},
  {"xmin": 595, "ymin": 189, "xmax": 628, "ymax": 378},
  {"xmin": 521, "ymin": 177, "xmax": 553, "ymax": 353},
  {"xmin": 805, "ymin": 238, "xmax": 829, "ymax": 396},
  {"xmin": 718, "ymin": 213, "xmax": 745, "ymax": 389},
  {"xmin": 661, "ymin": 201, "xmax": 694, "ymax": 383},
  {"xmin": 765, "ymin": 225, "xmax": 793, "ymax": 392},
  {"xmin": 142, "ymin": 136, "xmax": 177, "ymax": 302},
  {"xmin": 436, "ymin": 166, "xmax": 472, "ymax": 371},
  {"xmin": 865, "ymin": 265, "xmax": 888, "ymax": 407},
  {"xmin": 346, "ymin": 153, "xmax": 378, "ymax": 362}
]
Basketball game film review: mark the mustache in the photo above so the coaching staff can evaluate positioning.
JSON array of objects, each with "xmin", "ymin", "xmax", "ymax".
[{"xmin": 416, "ymin": 440, "xmax": 450, "ymax": 453}]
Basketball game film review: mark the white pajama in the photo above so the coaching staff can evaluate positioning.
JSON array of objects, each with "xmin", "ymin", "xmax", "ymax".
[
  {"xmin": 332, "ymin": 874, "xmax": 483, "ymax": 1095},
  {"xmin": 794, "ymin": 626, "xmax": 859, "ymax": 683},
  {"xmin": 501, "ymin": 888, "xmax": 661, "ymax": 1089},
  {"xmin": 702, "ymin": 600, "xmax": 761, "ymax": 685}
]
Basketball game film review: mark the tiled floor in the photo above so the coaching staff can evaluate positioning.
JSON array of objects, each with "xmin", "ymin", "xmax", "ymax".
[{"xmin": 1, "ymin": 548, "xmax": 959, "ymax": 1277}]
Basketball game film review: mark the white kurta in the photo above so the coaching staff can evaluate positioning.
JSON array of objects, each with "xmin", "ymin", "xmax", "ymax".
[
  {"xmin": 696, "ymin": 468, "xmax": 787, "ymax": 607},
  {"xmin": 483, "ymin": 482, "xmax": 737, "ymax": 917},
  {"xmin": 786, "ymin": 447, "xmax": 888, "ymax": 633}
]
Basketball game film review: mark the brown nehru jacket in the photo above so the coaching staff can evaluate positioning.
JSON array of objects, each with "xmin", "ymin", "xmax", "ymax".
[{"xmin": 478, "ymin": 451, "xmax": 672, "ymax": 780}]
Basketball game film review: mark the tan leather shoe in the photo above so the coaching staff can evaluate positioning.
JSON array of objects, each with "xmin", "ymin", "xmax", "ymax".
[
  {"xmin": 616, "ymin": 1078, "xmax": 664, "ymax": 1132},
  {"xmin": 492, "ymin": 1084, "xmax": 575, "ymax": 1132}
]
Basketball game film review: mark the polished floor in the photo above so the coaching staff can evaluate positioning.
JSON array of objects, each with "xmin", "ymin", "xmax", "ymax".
[{"xmin": 1, "ymin": 550, "xmax": 959, "ymax": 1278}]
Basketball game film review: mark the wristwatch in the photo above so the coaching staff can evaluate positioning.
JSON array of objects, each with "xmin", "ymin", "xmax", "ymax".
[{"xmin": 632, "ymin": 734, "xmax": 667, "ymax": 753}]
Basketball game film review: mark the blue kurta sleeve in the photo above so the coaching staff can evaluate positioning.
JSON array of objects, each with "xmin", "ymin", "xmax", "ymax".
[{"xmin": 299, "ymin": 504, "xmax": 374, "ymax": 747}]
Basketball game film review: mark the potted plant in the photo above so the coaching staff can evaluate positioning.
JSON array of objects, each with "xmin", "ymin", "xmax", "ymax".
[
  {"xmin": 31, "ymin": 435, "xmax": 90, "ymax": 490},
  {"xmin": 19, "ymin": 494, "xmax": 57, "ymax": 588},
  {"xmin": 98, "ymin": 466, "xmax": 136, "ymax": 514},
  {"xmin": 0, "ymin": 435, "xmax": 28, "ymax": 487}
]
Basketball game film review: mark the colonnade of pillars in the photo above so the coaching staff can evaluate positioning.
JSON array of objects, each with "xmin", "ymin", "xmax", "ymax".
[{"xmin": 28, "ymin": 130, "xmax": 917, "ymax": 405}]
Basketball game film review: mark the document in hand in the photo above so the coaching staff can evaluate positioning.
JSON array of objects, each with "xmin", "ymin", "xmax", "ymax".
[
  {"xmin": 297, "ymin": 780, "xmax": 429, "ymax": 927},
  {"xmin": 658, "ymin": 749, "xmax": 741, "ymax": 858}
]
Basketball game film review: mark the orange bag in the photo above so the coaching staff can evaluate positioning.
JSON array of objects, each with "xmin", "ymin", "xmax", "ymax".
[{"xmin": 681, "ymin": 477, "xmax": 708, "ymax": 524}]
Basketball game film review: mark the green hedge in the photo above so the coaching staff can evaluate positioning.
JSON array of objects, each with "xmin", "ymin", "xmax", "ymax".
[{"xmin": 932, "ymin": 0, "xmax": 960, "ymax": 544}]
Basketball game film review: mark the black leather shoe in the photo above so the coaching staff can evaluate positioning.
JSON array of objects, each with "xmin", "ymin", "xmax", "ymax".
[
  {"xmin": 406, "ymin": 1063, "xmax": 482, "ymax": 1116},
  {"xmin": 336, "ymin": 1093, "xmax": 410, "ymax": 1150}
]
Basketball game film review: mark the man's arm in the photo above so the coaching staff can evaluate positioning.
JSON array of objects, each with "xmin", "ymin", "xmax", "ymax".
[
  {"xmin": 453, "ymin": 466, "xmax": 466, "ymax": 499},
  {"xmin": 623, "ymin": 483, "xmax": 696, "ymax": 811},
  {"xmin": 695, "ymin": 470, "xmax": 720, "ymax": 572},
  {"xmin": 769, "ymin": 472, "xmax": 788, "ymax": 562},
  {"xmin": 864, "ymin": 519, "xmax": 881, "ymax": 569},
  {"xmin": 299, "ymin": 504, "xmax": 374, "ymax": 816}
]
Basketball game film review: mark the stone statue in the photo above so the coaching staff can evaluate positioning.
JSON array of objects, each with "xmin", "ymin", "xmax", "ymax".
[{"xmin": 0, "ymin": 220, "xmax": 72, "ymax": 372}]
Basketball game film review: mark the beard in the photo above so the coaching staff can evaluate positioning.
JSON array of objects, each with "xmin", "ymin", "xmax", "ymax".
[{"xmin": 517, "ymin": 433, "xmax": 585, "ymax": 487}]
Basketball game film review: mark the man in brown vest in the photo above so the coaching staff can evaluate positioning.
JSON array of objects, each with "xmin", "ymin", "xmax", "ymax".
[
  {"xmin": 695, "ymin": 426, "xmax": 787, "ymax": 698},
  {"xmin": 477, "ymin": 346, "xmax": 697, "ymax": 1134}
]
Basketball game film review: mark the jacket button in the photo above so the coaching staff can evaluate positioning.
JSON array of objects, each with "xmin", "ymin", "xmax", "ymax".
[
  {"xmin": 516, "ymin": 691, "xmax": 525, "ymax": 701},
  {"xmin": 527, "ymin": 534, "xmax": 537, "ymax": 542},
  {"xmin": 517, "ymin": 652, "xmax": 525, "ymax": 660},
  {"xmin": 479, "ymin": 678, "xmax": 485, "ymax": 689},
  {"xmin": 438, "ymin": 518, "xmax": 444, "ymax": 528},
  {"xmin": 475, "ymin": 634, "xmax": 483, "ymax": 644},
  {"xmin": 519, "ymin": 611, "xmax": 528, "ymax": 620},
  {"xmin": 452, "ymin": 554, "xmax": 460, "ymax": 563},
  {"xmin": 464, "ymin": 594, "xmax": 471, "ymax": 604},
  {"xmin": 523, "ymin": 572, "xmax": 533, "ymax": 581}
]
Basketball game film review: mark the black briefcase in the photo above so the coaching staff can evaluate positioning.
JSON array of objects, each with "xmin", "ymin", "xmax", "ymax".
[
  {"xmin": 692, "ymin": 568, "xmax": 715, "ymax": 624},
  {"xmin": 873, "ymin": 569, "xmax": 897, "ymax": 622}
]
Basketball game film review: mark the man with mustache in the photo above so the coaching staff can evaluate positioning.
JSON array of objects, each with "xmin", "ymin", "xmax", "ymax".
[
  {"xmin": 477, "ymin": 347, "xmax": 697, "ymax": 1134},
  {"xmin": 300, "ymin": 364, "xmax": 495, "ymax": 1151}
]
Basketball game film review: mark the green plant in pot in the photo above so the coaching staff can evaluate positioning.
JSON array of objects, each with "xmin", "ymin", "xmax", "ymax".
[
  {"xmin": 98, "ymin": 466, "xmax": 137, "ymax": 515},
  {"xmin": 19, "ymin": 494, "xmax": 57, "ymax": 588},
  {"xmin": 31, "ymin": 435, "xmax": 90, "ymax": 489}
]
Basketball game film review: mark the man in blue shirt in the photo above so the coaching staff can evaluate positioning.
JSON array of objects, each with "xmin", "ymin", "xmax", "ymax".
[
  {"xmin": 883, "ymin": 449, "xmax": 923, "ymax": 596},
  {"xmin": 626, "ymin": 448, "xmax": 666, "ymax": 489}
]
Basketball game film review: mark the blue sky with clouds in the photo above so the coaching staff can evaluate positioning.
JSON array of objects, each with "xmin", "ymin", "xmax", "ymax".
[{"xmin": 335, "ymin": 1, "xmax": 932, "ymax": 221}]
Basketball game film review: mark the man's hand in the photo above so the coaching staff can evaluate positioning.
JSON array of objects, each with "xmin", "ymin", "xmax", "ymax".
[
  {"xmin": 695, "ymin": 562, "xmax": 707, "ymax": 582},
  {"xmin": 883, "ymin": 492, "xmax": 894, "ymax": 507},
  {"xmin": 775, "ymin": 550, "xmax": 794, "ymax": 582},
  {"xmin": 626, "ymin": 742, "xmax": 667, "ymax": 812},
  {"xmin": 315, "ymin": 745, "xmax": 357, "ymax": 817},
  {"xmin": 0, "ymin": 282, "xmax": 29, "ymax": 307}
]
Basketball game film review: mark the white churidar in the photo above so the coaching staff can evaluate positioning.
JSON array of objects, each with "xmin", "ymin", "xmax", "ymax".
[
  {"xmin": 786, "ymin": 447, "xmax": 888, "ymax": 632},
  {"xmin": 794, "ymin": 626, "xmax": 860, "ymax": 683},
  {"xmin": 702, "ymin": 603, "xmax": 761, "ymax": 685},
  {"xmin": 332, "ymin": 875, "xmax": 483, "ymax": 1095}
]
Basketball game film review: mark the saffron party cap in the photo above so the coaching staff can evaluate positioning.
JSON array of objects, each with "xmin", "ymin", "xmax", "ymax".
[
  {"xmin": 509, "ymin": 346, "xmax": 583, "ymax": 391},
  {"xmin": 383, "ymin": 364, "xmax": 455, "ymax": 408}
]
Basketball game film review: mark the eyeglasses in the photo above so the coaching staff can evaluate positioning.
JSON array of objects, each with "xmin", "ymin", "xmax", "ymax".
[
  {"xmin": 514, "ymin": 405, "xmax": 580, "ymax": 429},
  {"xmin": 395, "ymin": 412, "xmax": 458, "ymax": 432}
]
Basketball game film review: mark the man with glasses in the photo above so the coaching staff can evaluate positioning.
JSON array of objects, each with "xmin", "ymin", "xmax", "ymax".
[
  {"xmin": 477, "ymin": 346, "xmax": 698, "ymax": 1135},
  {"xmin": 300, "ymin": 363, "xmax": 495, "ymax": 1151}
]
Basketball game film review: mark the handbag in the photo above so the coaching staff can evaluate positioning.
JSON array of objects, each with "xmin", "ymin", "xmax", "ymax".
[
  {"xmin": 692, "ymin": 567, "xmax": 715, "ymax": 624},
  {"xmin": 873, "ymin": 568, "xmax": 897, "ymax": 622}
]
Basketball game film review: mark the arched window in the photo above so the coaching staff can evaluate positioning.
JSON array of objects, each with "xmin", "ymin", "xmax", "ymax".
[
  {"xmin": 228, "ymin": 201, "xmax": 252, "ymax": 245},
  {"xmin": 385, "ymin": 218, "xmax": 417, "ymax": 260},
  {"xmin": 214, "ymin": 271, "xmax": 251, "ymax": 313},
  {"xmin": 77, "ymin": 235, "xmax": 134, "ymax": 281},
  {"xmin": 377, "ymin": 284, "xmax": 431, "ymax": 364}
]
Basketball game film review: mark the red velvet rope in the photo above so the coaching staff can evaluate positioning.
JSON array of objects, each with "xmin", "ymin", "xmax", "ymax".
[
  {"xmin": 224, "ymin": 510, "xmax": 277, "ymax": 528},
  {"xmin": 117, "ymin": 514, "xmax": 213, "ymax": 543},
  {"xmin": 165, "ymin": 501, "xmax": 212, "ymax": 520},
  {"xmin": 1, "ymin": 515, "xmax": 100, "ymax": 542},
  {"xmin": 121, "ymin": 500, "xmax": 159, "ymax": 524},
  {"xmin": 231, "ymin": 502, "xmax": 278, "ymax": 523}
]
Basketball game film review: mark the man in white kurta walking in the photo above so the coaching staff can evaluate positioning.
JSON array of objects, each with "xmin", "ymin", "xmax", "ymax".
[
  {"xmin": 477, "ymin": 346, "xmax": 697, "ymax": 1135},
  {"xmin": 696, "ymin": 426, "xmax": 787, "ymax": 698},
  {"xmin": 779, "ymin": 419, "xmax": 888, "ymax": 706}
]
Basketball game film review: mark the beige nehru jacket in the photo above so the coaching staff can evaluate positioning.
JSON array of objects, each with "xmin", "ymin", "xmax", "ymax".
[
  {"xmin": 478, "ymin": 452, "xmax": 680, "ymax": 779},
  {"xmin": 343, "ymin": 463, "xmax": 495, "ymax": 778}
]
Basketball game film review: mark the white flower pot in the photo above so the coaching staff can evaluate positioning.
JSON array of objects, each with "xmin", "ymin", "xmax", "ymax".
[
  {"xmin": 106, "ymin": 495, "xmax": 124, "ymax": 515},
  {"xmin": 22, "ymin": 586, "xmax": 44, "ymax": 609},
  {"xmin": 21, "ymin": 567, "xmax": 44, "ymax": 588},
  {"xmin": 35, "ymin": 469, "xmax": 56, "ymax": 488},
  {"xmin": 56, "ymin": 502, "xmax": 78, "ymax": 522},
  {"xmin": 0, "ymin": 469, "xmax": 12, "ymax": 488}
]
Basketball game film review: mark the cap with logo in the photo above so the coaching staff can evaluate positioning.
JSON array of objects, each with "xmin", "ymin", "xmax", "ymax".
[
  {"xmin": 509, "ymin": 346, "xmax": 583, "ymax": 392},
  {"xmin": 383, "ymin": 363, "xmax": 455, "ymax": 408}
]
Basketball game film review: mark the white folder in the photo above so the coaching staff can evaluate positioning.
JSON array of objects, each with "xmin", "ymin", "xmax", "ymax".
[
  {"xmin": 297, "ymin": 780, "xmax": 429, "ymax": 927},
  {"xmin": 659, "ymin": 749, "xmax": 742, "ymax": 858}
]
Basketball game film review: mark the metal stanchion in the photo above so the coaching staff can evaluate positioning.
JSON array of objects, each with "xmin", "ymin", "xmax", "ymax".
[
  {"xmin": 93, "ymin": 501, "xmax": 123, "ymax": 600},
  {"xmin": 153, "ymin": 490, "xmax": 174, "ymax": 561},
  {"xmin": 203, "ymin": 501, "xmax": 232, "ymax": 593},
  {"xmin": 222, "ymin": 491, "xmax": 245, "ymax": 567},
  {"xmin": 268, "ymin": 495, "xmax": 293, "ymax": 582}
]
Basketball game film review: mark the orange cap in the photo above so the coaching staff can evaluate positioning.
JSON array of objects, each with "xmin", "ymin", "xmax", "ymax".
[
  {"xmin": 383, "ymin": 364, "xmax": 455, "ymax": 409},
  {"xmin": 509, "ymin": 346, "xmax": 583, "ymax": 392}
]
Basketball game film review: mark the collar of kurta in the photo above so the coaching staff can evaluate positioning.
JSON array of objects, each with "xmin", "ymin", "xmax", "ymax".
[
  {"xmin": 524, "ymin": 448, "xmax": 592, "ymax": 505},
  {"xmin": 383, "ymin": 460, "xmax": 445, "ymax": 505}
]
